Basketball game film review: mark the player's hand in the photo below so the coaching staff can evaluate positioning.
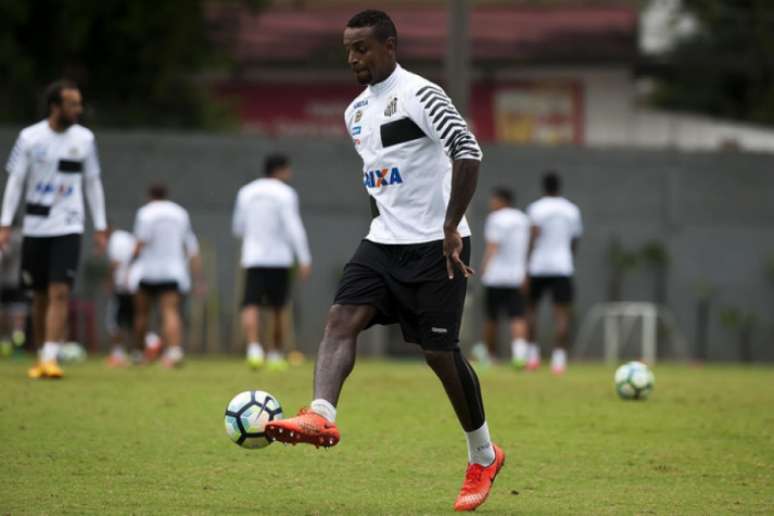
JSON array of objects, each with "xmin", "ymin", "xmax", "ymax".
[
  {"xmin": 93, "ymin": 230, "xmax": 108, "ymax": 255},
  {"xmin": 0, "ymin": 226, "xmax": 11, "ymax": 251},
  {"xmin": 521, "ymin": 278, "xmax": 530, "ymax": 297},
  {"xmin": 299, "ymin": 264, "xmax": 312, "ymax": 282},
  {"xmin": 443, "ymin": 228, "xmax": 474, "ymax": 280}
]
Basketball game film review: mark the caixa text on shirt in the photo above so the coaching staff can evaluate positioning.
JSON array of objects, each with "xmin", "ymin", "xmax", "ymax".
[{"xmin": 363, "ymin": 167, "xmax": 403, "ymax": 189}]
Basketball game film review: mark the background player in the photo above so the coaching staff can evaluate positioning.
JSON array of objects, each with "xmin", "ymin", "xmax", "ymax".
[
  {"xmin": 265, "ymin": 10, "xmax": 504, "ymax": 512},
  {"xmin": 478, "ymin": 187, "xmax": 530, "ymax": 368},
  {"xmin": 0, "ymin": 79, "xmax": 107, "ymax": 378},
  {"xmin": 0, "ymin": 217, "xmax": 27, "ymax": 357},
  {"xmin": 104, "ymin": 223, "xmax": 136, "ymax": 367},
  {"xmin": 525, "ymin": 171, "xmax": 583, "ymax": 374},
  {"xmin": 232, "ymin": 153, "xmax": 311, "ymax": 371},
  {"xmin": 131, "ymin": 183, "xmax": 203, "ymax": 368}
]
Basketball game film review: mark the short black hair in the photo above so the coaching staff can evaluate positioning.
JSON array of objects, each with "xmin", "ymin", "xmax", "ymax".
[
  {"xmin": 265, "ymin": 153, "xmax": 290, "ymax": 177},
  {"xmin": 148, "ymin": 182, "xmax": 168, "ymax": 200},
  {"xmin": 492, "ymin": 187, "xmax": 514, "ymax": 206},
  {"xmin": 45, "ymin": 79, "xmax": 79, "ymax": 114},
  {"xmin": 542, "ymin": 171, "xmax": 561, "ymax": 195},
  {"xmin": 347, "ymin": 10, "xmax": 398, "ymax": 45}
]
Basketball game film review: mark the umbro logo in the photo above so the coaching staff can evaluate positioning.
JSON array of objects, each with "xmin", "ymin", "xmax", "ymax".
[
  {"xmin": 431, "ymin": 327, "xmax": 448, "ymax": 334},
  {"xmin": 384, "ymin": 97, "xmax": 397, "ymax": 117}
]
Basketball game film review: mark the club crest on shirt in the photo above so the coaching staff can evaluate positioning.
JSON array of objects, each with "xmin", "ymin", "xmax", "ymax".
[
  {"xmin": 384, "ymin": 97, "xmax": 397, "ymax": 117},
  {"xmin": 354, "ymin": 110, "xmax": 363, "ymax": 123}
]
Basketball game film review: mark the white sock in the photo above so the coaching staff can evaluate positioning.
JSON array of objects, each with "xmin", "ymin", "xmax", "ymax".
[
  {"xmin": 247, "ymin": 342, "xmax": 264, "ymax": 359},
  {"xmin": 465, "ymin": 421, "xmax": 496, "ymax": 466},
  {"xmin": 511, "ymin": 339, "xmax": 528, "ymax": 362},
  {"xmin": 165, "ymin": 346, "xmax": 183, "ymax": 361},
  {"xmin": 267, "ymin": 351, "xmax": 283, "ymax": 362},
  {"xmin": 528, "ymin": 343, "xmax": 540, "ymax": 363},
  {"xmin": 310, "ymin": 398, "xmax": 337, "ymax": 423},
  {"xmin": 111, "ymin": 346, "xmax": 126, "ymax": 358},
  {"xmin": 40, "ymin": 341, "xmax": 60, "ymax": 363},
  {"xmin": 551, "ymin": 348, "xmax": 567, "ymax": 369}
]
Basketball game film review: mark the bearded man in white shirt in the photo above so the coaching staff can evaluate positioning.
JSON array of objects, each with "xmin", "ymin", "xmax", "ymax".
[{"xmin": 0, "ymin": 80, "xmax": 107, "ymax": 379}]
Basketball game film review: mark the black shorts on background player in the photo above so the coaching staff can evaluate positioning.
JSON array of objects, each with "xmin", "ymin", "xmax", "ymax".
[
  {"xmin": 242, "ymin": 267, "xmax": 290, "ymax": 308},
  {"xmin": 139, "ymin": 281, "xmax": 180, "ymax": 296},
  {"xmin": 528, "ymin": 275, "xmax": 574, "ymax": 305},
  {"xmin": 21, "ymin": 233, "xmax": 81, "ymax": 290},
  {"xmin": 334, "ymin": 237, "xmax": 470, "ymax": 351},
  {"xmin": 484, "ymin": 287, "xmax": 525, "ymax": 320},
  {"xmin": 108, "ymin": 293, "xmax": 134, "ymax": 330}
]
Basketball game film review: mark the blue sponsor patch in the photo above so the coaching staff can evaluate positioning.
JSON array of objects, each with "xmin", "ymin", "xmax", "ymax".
[
  {"xmin": 352, "ymin": 126, "xmax": 362, "ymax": 136},
  {"xmin": 353, "ymin": 100, "xmax": 368, "ymax": 109}
]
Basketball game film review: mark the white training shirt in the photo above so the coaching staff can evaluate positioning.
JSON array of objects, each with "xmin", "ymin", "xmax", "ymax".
[
  {"xmin": 527, "ymin": 196, "xmax": 583, "ymax": 276},
  {"xmin": 132, "ymin": 200, "xmax": 199, "ymax": 292},
  {"xmin": 482, "ymin": 207, "xmax": 530, "ymax": 287},
  {"xmin": 232, "ymin": 177, "xmax": 311, "ymax": 268},
  {"xmin": 2, "ymin": 120, "xmax": 107, "ymax": 236},
  {"xmin": 107, "ymin": 229, "xmax": 137, "ymax": 293},
  {"xmin": 344, "ymin": 64, "xmax": 482, "ymax": 244}
]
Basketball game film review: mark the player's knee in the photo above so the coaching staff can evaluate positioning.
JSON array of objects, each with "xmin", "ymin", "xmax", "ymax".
[
  {"xmin": 423, "ymin": 349, "xmax": 454, "ymax": 370},
  {"xmin": 324, "ymin": 306, "xmax": 360, "ymax": 340}
]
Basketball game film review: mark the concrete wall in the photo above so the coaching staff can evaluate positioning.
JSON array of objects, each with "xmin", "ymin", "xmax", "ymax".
[{"xmin": 1, "ymin": 127, "xmax": 773, "ymax": 361}]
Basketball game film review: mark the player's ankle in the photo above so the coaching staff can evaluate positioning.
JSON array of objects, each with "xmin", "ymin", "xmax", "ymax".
[{"xmin": 310, "ymin": 398, "xmax": 337, "ymax": 423}]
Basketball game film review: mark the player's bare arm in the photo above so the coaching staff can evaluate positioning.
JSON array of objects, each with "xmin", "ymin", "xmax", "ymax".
[{"xmin": 443, "ymin": 158, "xmax": 479, "ymax": 279}]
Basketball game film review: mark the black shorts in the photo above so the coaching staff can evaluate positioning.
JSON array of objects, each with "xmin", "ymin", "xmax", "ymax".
[
  {"xmin": 528, "ymin": 275, "xmax": 574, "ymax": 304},
  {"xmin": 333, "ymin": 237, "xmax": 470, "ymax": 351},
  {"xmin": 484, "ymin": 286, "xmax": 525, "ymax": 320},
  {"xmin": 139, "ymin": 281, "xmax": 180, "ymax": 297},
  {"xmin": 0, "ymin": 287, "xmax": 27, "ymax": 305},
  {"xmin": 242, "ymin": 267, "xmax": 290, "ymax": 308},
  {"xmin": 21, "ymin": 233, "xmax": 81, "ymax": 291},
  {"xmin": 107, "ymin": 293, "xmax": 134, "ymax": 331}
]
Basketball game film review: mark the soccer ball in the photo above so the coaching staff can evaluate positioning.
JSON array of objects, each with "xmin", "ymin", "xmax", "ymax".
[
  {"xmin": 224, "ymin": 390, "xmax": 283, "ymax": 448},
  {"xmin": 614, "ymin": 361, "xmax": 655, "ymax": 400}
]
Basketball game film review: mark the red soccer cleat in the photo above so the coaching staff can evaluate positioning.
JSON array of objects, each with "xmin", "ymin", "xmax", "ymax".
[
  {"xmin": 454, "ymin": 444, "xmax": 506, "ymax": 512},
  {"xmin": 264, "ymin": 407, "xmax": 340, "ymax": 448}
]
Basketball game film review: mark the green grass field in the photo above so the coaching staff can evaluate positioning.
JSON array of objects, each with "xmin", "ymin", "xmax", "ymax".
[{"xmin": 1, "ymin": 357, "xmax": 773, "ymax": 515}]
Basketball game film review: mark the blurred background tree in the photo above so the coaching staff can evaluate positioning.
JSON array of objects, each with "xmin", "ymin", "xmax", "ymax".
[
  {"xmin": 651, "ymin": 0, "xmax": 774, "ymax": 125},
  {"xmin": 0, "ymin": 0, "xmax": 264, "ymax": 129}
]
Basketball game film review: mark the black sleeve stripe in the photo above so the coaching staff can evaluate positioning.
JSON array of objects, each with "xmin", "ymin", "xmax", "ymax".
[
  {"xmin": 420, "ymin": 92, "xmax": 448, "ymax": 106},
  {"xmin": 425, "ymin": 97, "xmax": 449, "ymax": 112},
  {"xmin": 454, "ymin": 145, "xmax": 481, "ymax": 156},
  {"xmin": 436, "ymin": 115, "xmax": 464, "ymax": 133},
  {"xmin": 429, "ymin": 101, "xmax": 451, "ymax": 117},
  {"xmin": 417, "ymin": 85, "xmax": 445, "ymax": 100},
  {"xmin": 440, "ymin": 123, "xmax": 466, "ymax": 140},
  {"xmin": 433, "ymin": 109, "xmax": 461, "ymax": 126}
]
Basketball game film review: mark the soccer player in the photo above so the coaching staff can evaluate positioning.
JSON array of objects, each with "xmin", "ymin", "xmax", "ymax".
[
  {"xmin": 0, "ymin": 219, "xmax": 28, "ymax": 357},
  {"xmin": 525, "ymin": 171, "xmax": 583, "ymax": 374},
  {"xmin": 0, "ymin": 79, "xmax": 107, "ymax": 378},
  {"xmin": 232, "ymin": 153, "xmax": 311, "ymax": 371},
  {"xmin": 265, "ymin": 10, "xmax": 505, "ymax": 512},
  {"xmin": 479, "ymin": 187, "xmax": 530, "ymax": 368},
  {"xmin": 104, "ymin": 224, "xmax": 136, "ymax": 367},
  {"xmin": 131, "ymin": 183, "xmax": 203, "ymax": 368}
]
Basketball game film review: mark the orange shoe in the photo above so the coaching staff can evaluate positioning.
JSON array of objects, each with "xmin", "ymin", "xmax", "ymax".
[
  {"xmin": 42, "ymin": 361, "xmax": 64, "ymax": 379},
  {"xmin": 264, "ymin": 407, "xmax": 340, "ymax": 448},
  {"xmin": 27, "ymin": 363, "xmax": 47, "ymax": 379},
  {"xmin": 454, "ymin": 444, "xmax": 506, "ymax": 512}
]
